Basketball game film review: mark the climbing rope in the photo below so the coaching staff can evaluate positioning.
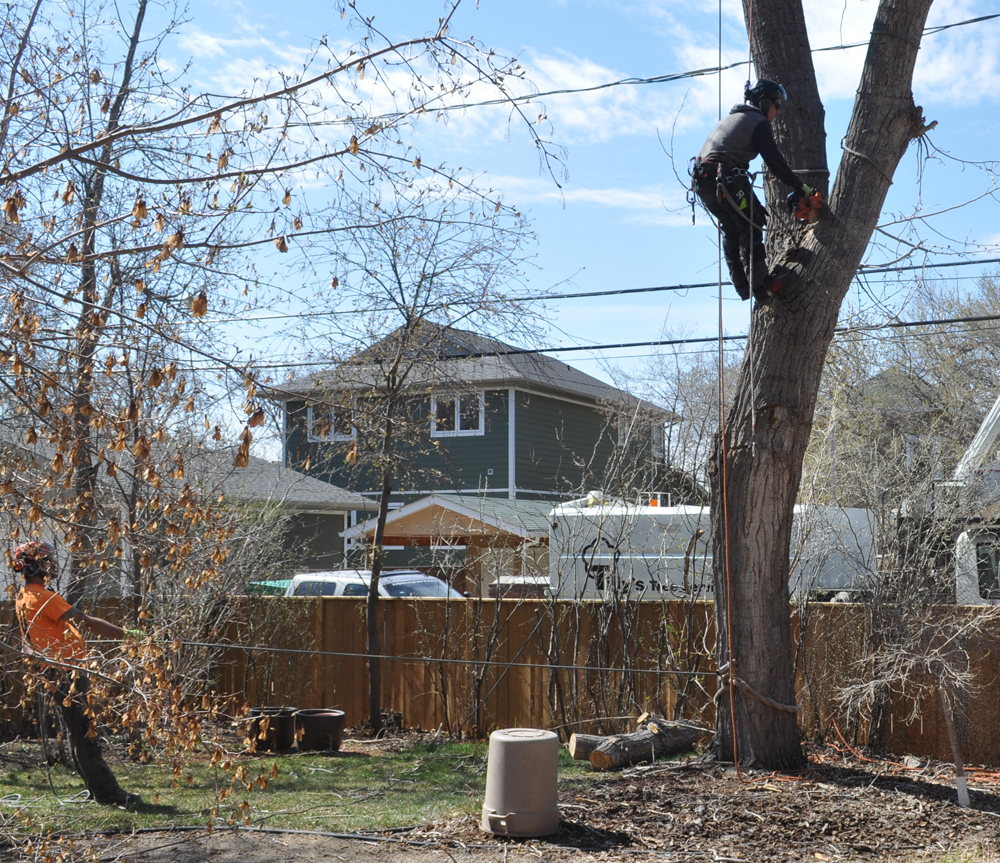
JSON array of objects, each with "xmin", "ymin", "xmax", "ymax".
[
  {"xmin": 747, "ymin": 185, "xmax": 759, "ymax": 458},
  {"xmin": 715, "ymin": 0, "xmax": 742, "ymax": 776},
  {"xmin": 717, "ymin": 232, "xmax": 741, "ymax": 776}
]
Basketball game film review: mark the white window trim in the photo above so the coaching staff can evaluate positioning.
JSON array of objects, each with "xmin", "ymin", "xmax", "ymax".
[
  {"xmin": 431, "ymin": 392, "xmax": 485, "ymax": 438},
  {"xmin": 307, "ymin": 401, "xmax": 355, "ymax": 443}
]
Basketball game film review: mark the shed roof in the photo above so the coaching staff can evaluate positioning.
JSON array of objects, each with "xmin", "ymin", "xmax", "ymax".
[{"xmin": 342, "ymin": 493, "xmax": 559, "ymax": 542}]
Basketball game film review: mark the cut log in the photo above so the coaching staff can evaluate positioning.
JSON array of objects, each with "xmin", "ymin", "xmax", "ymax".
[
  {"xmin": 589, "ymin": 723, "xmax": 700, "ymax": 771},
  {"xmin": 568, "ymin": 733, "xmax": 606, "ymax": 761}
]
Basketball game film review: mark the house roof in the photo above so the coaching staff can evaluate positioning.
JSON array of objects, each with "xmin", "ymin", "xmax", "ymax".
[
  {"xmin": 184, "ymin": 449, "xmax": 376, "ymax": 512},
  {"xmin": 0, "ymin": 432, "xmax": 373, "ymax": 513},
  {"xmin": 273, "ymin": 323, "xmax": 674, "ymax": 418},
  {"xmin": 342, "ymin": 493, "xmax": 559, "ymax": 542}
]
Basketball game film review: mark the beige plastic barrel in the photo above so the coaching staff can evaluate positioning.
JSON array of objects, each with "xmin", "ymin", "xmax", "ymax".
[{"xmin": 481, "ymin": 728, "xmax": 560, "ymax": 837}]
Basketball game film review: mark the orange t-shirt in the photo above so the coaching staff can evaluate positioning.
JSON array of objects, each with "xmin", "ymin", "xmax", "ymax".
[{"xmin": 15, "ymin": 583, "xmax": 87, "ymax": 662}]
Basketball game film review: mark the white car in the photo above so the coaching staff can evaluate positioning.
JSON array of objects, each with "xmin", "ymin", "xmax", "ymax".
[{"xmin": 284, "ymin": 569, "xmax": 465, "ymax": 599}]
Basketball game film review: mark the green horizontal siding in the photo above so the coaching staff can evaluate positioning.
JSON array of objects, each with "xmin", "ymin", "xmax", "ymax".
[
  {"xmin": 515, "ymin": 391, "xmax": 615, "ymax": 494},
  {"xmin": 286, "ymin": 390, "xmax": 510, "ymax": 495}
]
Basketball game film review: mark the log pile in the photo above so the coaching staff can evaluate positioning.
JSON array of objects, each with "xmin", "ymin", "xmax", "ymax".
[{"xmin": 568, "ymin": 713, "xmax": 702, "ymax": 770}]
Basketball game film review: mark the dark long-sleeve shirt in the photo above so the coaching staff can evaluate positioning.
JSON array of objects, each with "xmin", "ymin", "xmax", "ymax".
[{"xmin": 697, "ymin": 104, "xmax": 803, "ymax": 190}]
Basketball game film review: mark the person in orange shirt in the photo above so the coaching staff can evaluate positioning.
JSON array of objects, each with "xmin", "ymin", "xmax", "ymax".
[{"xmin": 14, "ymin": 541, "xmax": 142, "ymax": 809}]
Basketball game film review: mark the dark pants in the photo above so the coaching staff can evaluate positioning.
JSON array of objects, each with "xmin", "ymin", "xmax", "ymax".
[
  {"xmin": 47, "ymin": 669, "xmax": 129, "ymax": 805},
  {"xmin": 695, "ymin": 173, "xmax": 768, "ymax": 299}
]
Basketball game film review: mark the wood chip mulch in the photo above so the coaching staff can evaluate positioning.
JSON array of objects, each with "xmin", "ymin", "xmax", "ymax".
[{"xmin": 413, "ymin": 745, "xmax": 1000, "ymax": 861}]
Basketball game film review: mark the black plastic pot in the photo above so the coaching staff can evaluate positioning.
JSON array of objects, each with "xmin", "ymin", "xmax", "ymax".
[
  {"xmin": 247, "ymin": 706, "xmax": 297, "ymax": 751},
  {"xmin": 294, "ymin": 709, "xmax": 346, "ymax": 751}
]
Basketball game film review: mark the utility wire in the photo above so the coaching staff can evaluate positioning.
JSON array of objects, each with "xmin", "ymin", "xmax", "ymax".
[
  {"xmin": 175, "ymin": 638, "xmax": 706, "ymax": 676},
  {"xmin": 199, "ymin": 256, "xmax": 1000, "ymax": 326},
  {"xmin": 175, "ymin": 310, "xmax": 1000, "ymax": 374},
  {"xmin": 288, "ymin": 13, "xmax": 1000, "ymax": 126}
]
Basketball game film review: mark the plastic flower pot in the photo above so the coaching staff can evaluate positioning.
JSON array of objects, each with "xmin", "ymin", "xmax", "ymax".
[
  {"xmin": 247, "ymin": 706, "xmax": 297, "ymax": 751},
  {"xmin": 294, "ymin": 709, "xmax": 346, "ymax": 751}
]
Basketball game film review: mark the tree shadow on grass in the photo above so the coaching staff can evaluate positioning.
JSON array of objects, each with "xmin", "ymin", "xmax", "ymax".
[{"xmin": 130, "ymin": 800, "xmax": 186, "ymax": 816}]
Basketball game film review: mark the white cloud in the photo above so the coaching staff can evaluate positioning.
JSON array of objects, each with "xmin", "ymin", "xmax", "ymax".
[
  {"xmin": 483, "ymin": 173, "xmax": 690, "ymax": 224},
  {"xmin": 915, "ymin": 1, "xmax": 1000, "ymax": 105},
  {"xmin": 178, "ymin": 29, "xmax": 275, "ymax": 60}
]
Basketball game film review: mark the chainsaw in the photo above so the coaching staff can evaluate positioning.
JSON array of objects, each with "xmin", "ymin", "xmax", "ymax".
[{"xmin": 787, "ymin": 190, "xmax": 823, "ymax": 222}]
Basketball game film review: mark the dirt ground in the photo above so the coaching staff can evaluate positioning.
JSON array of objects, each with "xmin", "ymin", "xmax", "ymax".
[{"xmin": 34, "ymin": 745, "xmax": 1000, "ymax": 863}]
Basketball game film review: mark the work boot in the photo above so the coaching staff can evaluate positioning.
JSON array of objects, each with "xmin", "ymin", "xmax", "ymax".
[{"xmin": 733, "ymin": 281, "xmax": 751, "ymax": 301}]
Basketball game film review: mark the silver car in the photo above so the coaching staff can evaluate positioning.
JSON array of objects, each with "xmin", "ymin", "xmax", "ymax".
[{"xmin": 284, "ymin": 569, "xmax": 464, "ymax": 598}]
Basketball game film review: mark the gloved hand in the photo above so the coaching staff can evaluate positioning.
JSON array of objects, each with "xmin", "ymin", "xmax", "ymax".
[
  {"xmin": 800, "ymin": 183, "xmax": 814, "ymax": 196},
  {"xmin": 124, "ymin": 628, "xmax": 145, "ymax": 641}
]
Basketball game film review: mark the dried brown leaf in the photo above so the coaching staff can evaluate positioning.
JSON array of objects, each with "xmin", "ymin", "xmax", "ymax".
[{"xmin": 190, "ymin": 292, "xmax": 208, "ymax": 318}]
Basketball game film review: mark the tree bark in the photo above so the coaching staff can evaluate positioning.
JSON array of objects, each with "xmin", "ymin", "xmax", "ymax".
[{"xmin": 710, "ymin": 0, "xmax": 935, "ymax": 768}]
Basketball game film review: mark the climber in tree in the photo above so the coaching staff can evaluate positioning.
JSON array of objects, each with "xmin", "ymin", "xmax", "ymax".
[{"xmin": 692, "ymin": 79, "xmax": 816, "ymax": 305}]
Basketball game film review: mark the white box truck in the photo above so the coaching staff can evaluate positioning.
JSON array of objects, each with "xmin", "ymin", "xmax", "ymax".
[{"xmin": 548, "ymin": 494, "xmax": 877, "ymax": 600}]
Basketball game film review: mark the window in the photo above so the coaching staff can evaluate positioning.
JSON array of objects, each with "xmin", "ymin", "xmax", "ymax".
[
  {"xmin": 617, "ymin": 413, "xmax": 633, "ymax": 448},
  {"xmin": 307, "ymin": 399, "xmax": 354, "ymax": 442},
  {"xmin": 431, "ymin": 392, "xmax": 484, "ymax": 437},
  {"xmin": 651, "ymin": 423, "xmax": 665, "ymax": 460},
  {"xmin": 977, "ymin": 543, "xmax": 1000, "ymax": 600}
]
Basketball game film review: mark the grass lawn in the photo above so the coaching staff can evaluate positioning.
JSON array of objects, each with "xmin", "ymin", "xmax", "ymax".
[{"xmin": 0, "ymin": 732, "xmax": 600, "ymax": 837}]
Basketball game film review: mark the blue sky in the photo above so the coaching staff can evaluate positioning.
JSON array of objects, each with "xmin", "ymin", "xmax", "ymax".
[{"xmin": 160, "ymin": 0, "xmax": 1000, "ymax": 419}]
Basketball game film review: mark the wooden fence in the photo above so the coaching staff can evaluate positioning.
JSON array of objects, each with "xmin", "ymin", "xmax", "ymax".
[{"xmin": 4, "ymin": 598, "xmax": 1000, "ymax": 765}]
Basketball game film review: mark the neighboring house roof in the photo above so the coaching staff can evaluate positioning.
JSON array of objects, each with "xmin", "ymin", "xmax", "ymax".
[
  {"xmin": 0, "ymin": 432, "xmax": 373, "ymax": 513},
  {"xmin": 185, "ymin": 448, "xmax": 376, "ymax": 512},
  {"xmin": 342, "ymin": 492, "xmax": 560, "ymax": 542},
  {"xmin": 273, "ymin": 322, "xmax": 674, "ymax": 419}
]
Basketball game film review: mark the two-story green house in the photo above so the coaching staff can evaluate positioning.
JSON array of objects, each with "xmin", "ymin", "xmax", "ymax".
[{"xmin": 277, "ymin": 324, "xmax": 674, "ymax": 505}]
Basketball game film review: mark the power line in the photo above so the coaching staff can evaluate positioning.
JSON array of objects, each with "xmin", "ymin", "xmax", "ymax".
[
  {"xmin": 288, "ymin": 13, "xmax": 1000, "ymax": 127},
  {"xmin": 181, "ymin": 311, "xmax": 1000, "ymax": 374},
  {"xmin": 859, "ymin": 256, "xmax": 1000, "ymax": 276},
  {"xmin": 175, "ymin": 639, "xmax": 705, "ymax": 677},
  {"xmin": 202, "ymin": 256, "xmax": 1000, "ymax": 326}
]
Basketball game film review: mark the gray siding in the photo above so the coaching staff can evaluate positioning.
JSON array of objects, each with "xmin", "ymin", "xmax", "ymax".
[
  {"xmin": 404, "ymin": 389, "xmax": 510, "ymax": 491},
  {"xmin": 286, "ymin": 388, "xmax": 659, "ymax": 501}
]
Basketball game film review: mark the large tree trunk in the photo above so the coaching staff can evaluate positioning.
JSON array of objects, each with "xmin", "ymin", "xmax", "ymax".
[{"xmin": 710, "ymin": 0, "xmax": 934, "ymax": 768}]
